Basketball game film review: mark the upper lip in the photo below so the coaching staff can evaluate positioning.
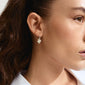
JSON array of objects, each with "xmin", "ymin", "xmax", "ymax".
[{"xmin": 79, "ymin": 50, "xmax": 85, "ymax": 53}]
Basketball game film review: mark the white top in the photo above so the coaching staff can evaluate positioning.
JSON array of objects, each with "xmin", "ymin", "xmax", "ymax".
[
  {"xmin": 11, "ymin": 70, "xmax": 84, "ymax": 85},
  {"xmin": 11, "ymin": 74, "xmax": 31, "ymax": 85}
]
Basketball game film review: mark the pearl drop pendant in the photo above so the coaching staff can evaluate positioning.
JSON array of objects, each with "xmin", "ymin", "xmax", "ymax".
[{"xmin": 37, "ymin": 37, "xmax": 41, "ymax": 44}]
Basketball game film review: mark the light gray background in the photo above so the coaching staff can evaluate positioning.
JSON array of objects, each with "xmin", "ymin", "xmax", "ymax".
[
  {"xmin": 0, "ymin": 0, "xmax": 85, "ymax": 84},
  {"xmin": 0, "ymin": 0, "xmax": 8, "ymax": 15}
]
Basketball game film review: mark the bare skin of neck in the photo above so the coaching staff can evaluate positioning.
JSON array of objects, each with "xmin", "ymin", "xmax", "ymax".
[{"xmin": 24, "ymin": 48, "xmax": 77, "ymax": 85}]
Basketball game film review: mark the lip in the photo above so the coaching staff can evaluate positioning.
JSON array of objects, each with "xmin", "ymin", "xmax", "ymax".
[{"xmin": 79, "ymin": 50, "xmax": 85, "ymax": 60}]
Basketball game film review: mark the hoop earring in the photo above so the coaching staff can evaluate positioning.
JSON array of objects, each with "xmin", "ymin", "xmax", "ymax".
[{"xmin": 37, "ymin": 37, "xmax": 41, "ymax": 44}]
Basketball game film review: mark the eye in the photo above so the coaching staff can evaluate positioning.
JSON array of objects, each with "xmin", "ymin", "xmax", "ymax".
[{"xmin": 74, "ymin": 16, "xmax": 84, "ymax": 23}]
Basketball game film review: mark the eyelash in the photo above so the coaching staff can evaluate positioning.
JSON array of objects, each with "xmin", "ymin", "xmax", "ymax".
[{"xmin": 73, "ymin": 16, "xmax": 84, "ymax": 23}]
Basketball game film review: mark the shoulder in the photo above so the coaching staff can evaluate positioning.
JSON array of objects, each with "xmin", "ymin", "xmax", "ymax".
[{"xmin": 11, "ymin": 73, "xmax": 31, "ymax": 85}]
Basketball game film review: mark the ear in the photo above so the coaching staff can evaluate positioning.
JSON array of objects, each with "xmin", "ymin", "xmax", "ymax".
[{"xmin": 27, "ymin": 12, "xmax": 44, "ymax": 37}]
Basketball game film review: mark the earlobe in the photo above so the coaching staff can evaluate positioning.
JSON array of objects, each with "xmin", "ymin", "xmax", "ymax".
[{"xmin": 27, "ymin": 12, "xmax": 43, "ymax": 37}]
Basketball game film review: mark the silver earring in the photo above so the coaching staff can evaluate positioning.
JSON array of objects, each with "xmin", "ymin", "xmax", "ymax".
[{"xmin": 37, "ymin": 37, "xmax": 41, "ymax": 44}]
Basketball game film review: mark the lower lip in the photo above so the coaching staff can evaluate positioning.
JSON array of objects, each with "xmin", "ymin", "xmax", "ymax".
[{"xmin": 79, "ymin": 53, "xmax": 85, "ymax": 60}]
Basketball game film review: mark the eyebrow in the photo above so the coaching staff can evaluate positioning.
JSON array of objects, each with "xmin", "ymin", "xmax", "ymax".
[{"xmin": 72, "ymin": 7, "xmax": 85, "ymax": 13}]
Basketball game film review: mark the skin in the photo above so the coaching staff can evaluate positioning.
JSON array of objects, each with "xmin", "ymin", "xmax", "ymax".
[{"xmin": 25, "ymin": 0, "xmax": 85, "ymax": 85}]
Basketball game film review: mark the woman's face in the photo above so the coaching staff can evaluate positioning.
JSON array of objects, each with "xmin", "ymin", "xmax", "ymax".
[{"xmin": 42, "ymin": 0, "xmax": 85, "ymax": 70}]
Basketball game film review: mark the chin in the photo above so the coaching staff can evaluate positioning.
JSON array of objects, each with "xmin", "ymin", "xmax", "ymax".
[
  {"xmin": 72, "ymin": 68, "xmax": 83, "ymax": 71},
  {"xmin": 71, "ymin": 64, "xmax": 85, "ymax": 71},
  {"xmin": 66, "ymin": 62, "xmax": 85, "ymax": 71}
]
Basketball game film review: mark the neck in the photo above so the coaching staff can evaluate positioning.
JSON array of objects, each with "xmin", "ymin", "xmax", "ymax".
[{"xmin": 24, "ymin": 48, "xmax": 76, "ymax": 85}]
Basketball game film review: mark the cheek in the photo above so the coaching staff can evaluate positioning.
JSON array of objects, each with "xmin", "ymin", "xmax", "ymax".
[
  {"xmin": 44, "ymin": 19, "xmax": 82, "ymax": 64},
  {"xmin": 50, "ymin": 19, "xmax": 82, "ymax": 49},
  {"xmin": 46, "ymin": 19, "xmax": 77, "ymax": 48}
]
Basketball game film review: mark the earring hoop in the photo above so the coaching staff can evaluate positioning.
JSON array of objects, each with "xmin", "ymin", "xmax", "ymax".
[{"xmin": 37, "ymin": 37, "xmax": 41, "ymax": 44}]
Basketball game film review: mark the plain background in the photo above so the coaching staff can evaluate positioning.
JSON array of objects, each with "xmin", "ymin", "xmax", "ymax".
[{"xmin": 0, "ymin": 0, "xmax": 85, "ymax": 84}]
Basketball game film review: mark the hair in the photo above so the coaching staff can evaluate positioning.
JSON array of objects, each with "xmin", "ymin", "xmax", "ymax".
[{"xmin": 0, "ymin": 0, "xmax": 53, "ymax": 85}]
